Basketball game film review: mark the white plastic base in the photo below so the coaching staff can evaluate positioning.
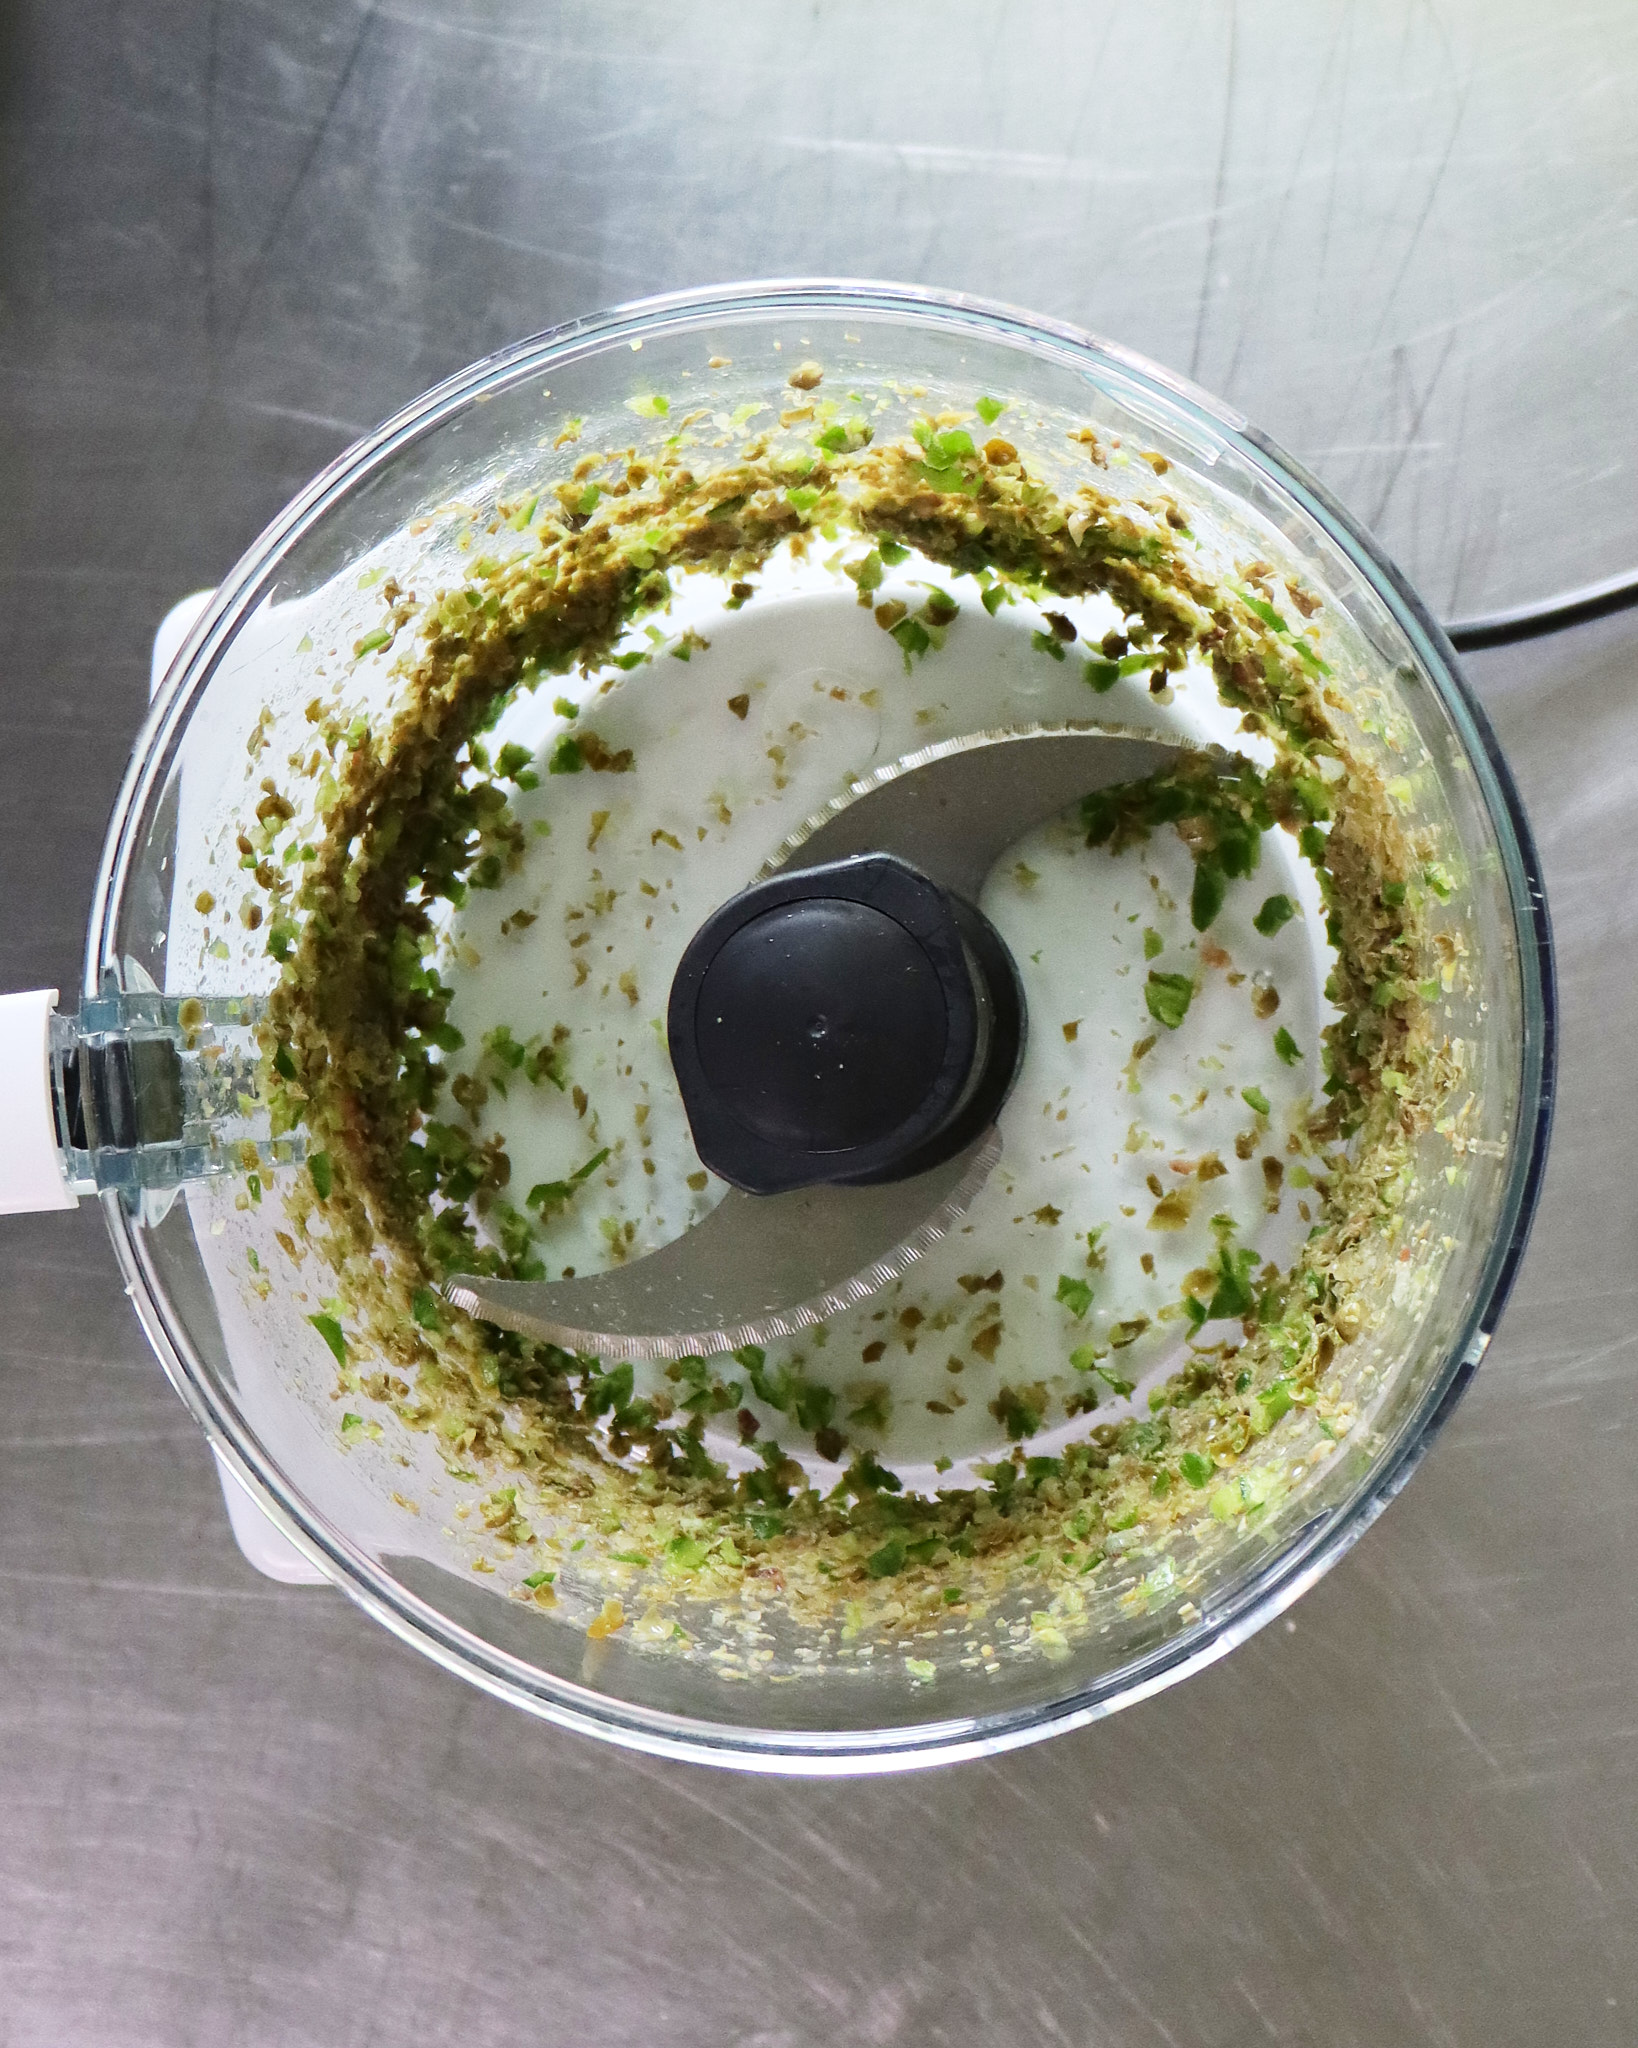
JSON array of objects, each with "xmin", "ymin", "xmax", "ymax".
[
  {"xmin": 0, "ymin": 989, "xmax": 77, "ymax": 1215},
  {"xmin": 153, "ymin": 591, "xmax": 327, "ymax": 1586},
  {"xmin": 211, "ymin": 1447, "xmax": 330, "ymax": 1584}
]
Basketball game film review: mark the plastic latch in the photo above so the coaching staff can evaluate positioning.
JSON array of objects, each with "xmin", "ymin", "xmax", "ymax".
[{"xmin": 0, "ymin": 991, "xmax": 77, "ymax": 1215}]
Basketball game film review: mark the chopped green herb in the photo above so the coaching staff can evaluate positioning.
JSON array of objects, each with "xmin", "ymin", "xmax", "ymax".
[
  {"xmin": 890, "ymin": 616, "xmax": 931, "ymax": 667},
  {"xmin": 1143, "ymin": 927, "xmax": 1163, "ymax": 960},
  {"xmin": 1190, "ymin": 859, "xmax": 1226, "ymax": 932},
  {"xmin": 308, "ymin": 1150, "xmax": 333, "ymax": 1201},
  {"xmin": 1207, "ymin": 1243, "xmax": 1261, "ymax": 1321},
  {"xmin": 1145, "ymin": 970, "xmax": 1194, "ymax": 1030},
  {"xmin": 1273, "ymin": 1026, "xmax": 1302, "ymax": 1066},
  {"xmin": 1055, "ymin": 1274, "xmax": 1093, "ymax": 1319},
  {"xmin": 308, "ymin": 1313, "xmax": 347, "ymax": 1366},
  {"xmin": 353, "ymin": 627, "xmax": 393, "ymax": 658},
  {"xmin": 1241, "ymin": 1085, "xmax": 1271, "ymax": 1116},
  {"xmin": 1242, "ymin": 592, "xmax": 1289, "ymax": 633},
  {"xmin": 624, "ymin": 392, "xmax": 670, "ymax": 418},
  {"xmin": 548, "ymin": 736, "xmax": 584, "ymax": 775},
  {"xmin": 975, "ymin": 395, "xmax": 1006, "ymax": 424},
  {"xmin": 1250, "ymin": 1380, "xmax": 1294, "ymax": 1434},
  {"xmin": 526, "ymin": 1146, "xmax": 611, "ymax": 1214},
  {"xmin": 1254, "ymin": 893, "xmax": 1296, "ymax": 936}
]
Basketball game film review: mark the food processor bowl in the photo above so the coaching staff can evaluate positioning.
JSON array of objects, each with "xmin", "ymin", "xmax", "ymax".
[{"xmin": 76, "ymin": 282, "xmax": 1551, "ymax": 1772}]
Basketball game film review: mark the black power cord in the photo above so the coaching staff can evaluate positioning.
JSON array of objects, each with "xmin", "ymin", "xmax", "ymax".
[{"xmin": 1445, "ymin": 566, "xmax": 1638, "ymax": 652}]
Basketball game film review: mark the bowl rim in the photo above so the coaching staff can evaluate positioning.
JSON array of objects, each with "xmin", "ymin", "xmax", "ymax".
[{"xmin": 91, "ymin": 277, "xmax": 1557, "ymax": 1774}]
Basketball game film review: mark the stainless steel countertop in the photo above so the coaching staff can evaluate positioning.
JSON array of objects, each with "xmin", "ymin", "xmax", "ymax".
[{"xmin": 3, "ymin": 7, "xmax": 1634, "ymax": 2042}]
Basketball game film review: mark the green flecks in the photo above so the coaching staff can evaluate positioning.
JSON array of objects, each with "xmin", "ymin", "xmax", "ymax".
[
  {"xmin": 975, "ymin": 395, "xmax": 1006, "ymax": 424},
  {"xmin": 890, "ymin": 617, "xmax": 931, "ymax": 668},
  {"xmin": 1055, "ymin": 1274, "xmax": 1093, "ymax": 1319},
  {"xmin": 1241, "ymin": 1085, "xmax": 1271, "ymax": 1116},
  {"xmin": 1145, "ymin": 971, "xmax": 1194, "ymax": 1030},
  {"xmin": 1206, "ymin": 1243, "xmax": 1261, "ymax": 1321},
  {"xmin": 990, "ymin": 1384, "xmax": 1047, "ymax": 1440},
  {"xmin": 526, "ymin": 1146, "xmax": 611, "ymax": 1216},
  {"xmin": 308, "ymin": 1313, "xmax": 347, "ymax": 1367},
  {"xmin": 1190, "ymin": 860, "xmax": 1226, "ymax": 932},
  {"xmin": 1250, "ymin": 1380, "xmax": 1294, "ymax": 1434},
  {"xmin": 495, "ymin": 741, "xmax": 540, "ymax": 790},
  {"xmin": 411, "ymin": 1287, "xmax": 443, "ymax": 1331},
  {"xmin": 1241, "ymin": 591, "xmax": 1289, "ymax": 634},
  {"xmin": 1254, "ymin": 893, "xmax": 1296, "ymax": 936},
  {"xmin": 308, "ymin": 1150, "xmax": 333, "ymax": 1201},
  {"xmin": 1143, "ymin": 927, "xmax": 1163, "ymax": 960},
  {"xmin": 845, "ymin": 550, "xmax": 884, "ymax": 597},
  {"xmin": 1083, "ymin": 651, "xmax": 1152, "ymax": 693},
  {"xmin": 1273, "ymin": 1026, "xmax": 1302, "ymax": 1066},
  {"xmin": 665, "ymin": 1534, "xmax": 709, "ymax": 1570},
  {"xmin": 553, "ymin": 696, "xmax": 580, "ymax": 720},
  {"xmin": 1180, "ymin": 1451, "xmax": 1214, "ymax": 1488},
  {"xmin": 548, "ymin": 736, "xmax": 584, "ymax": 775},
  {"xmin": 815, "ymin": 418, "xmax": 871, "ymax": 454},
  {"xmin": 624, "ymin": 392, "xmax": 670, "ymax": 418},
  {"xmin": 1031, "ymin": 629, "xmax": 1067, "ymax": 662},
  {"xmin": 866, "ymin": 1537, "xmax": 907, "ymax": 1578},
  {"xmin": 785, "ymin": 485, "xmax": 821, "ymax": 514}
]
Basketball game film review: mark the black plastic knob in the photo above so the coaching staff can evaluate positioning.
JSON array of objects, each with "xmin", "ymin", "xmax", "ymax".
[{"xmin": 667, "ymin": 853, "xmax": 1025, "ymax": 1195}]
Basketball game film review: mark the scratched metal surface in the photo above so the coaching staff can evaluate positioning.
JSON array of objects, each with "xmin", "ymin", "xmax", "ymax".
[{"xmin": 1, "ymin": 5, "xmax": 1634, "ymax": 2043}]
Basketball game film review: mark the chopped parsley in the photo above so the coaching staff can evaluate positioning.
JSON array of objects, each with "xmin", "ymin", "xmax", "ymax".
[
  {"xmin": 1054, "ymin": 1275, "xmax": 1093, "ymax": 1319},
  {"xmin": 1145, "ymin": 970, "xmax": 1194, "ymax": 1030}
]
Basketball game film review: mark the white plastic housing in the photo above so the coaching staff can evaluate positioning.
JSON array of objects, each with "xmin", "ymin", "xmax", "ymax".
[{"xmin": 0, "ymin": 990, "xmax": 77, "ymax": 1215}]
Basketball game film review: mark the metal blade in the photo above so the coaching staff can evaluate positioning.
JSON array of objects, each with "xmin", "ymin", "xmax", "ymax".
[
  {"xmin": 444, "ymin": 1127, "xmax": 1000, "ymax": 1361},
  {"xmin": 445, "ymin": 724, "xmax": 1195, "ymax": 1359},
  {"xmin": 765, "ymin": 722, "xmax": 1190, "ymax": 897}
]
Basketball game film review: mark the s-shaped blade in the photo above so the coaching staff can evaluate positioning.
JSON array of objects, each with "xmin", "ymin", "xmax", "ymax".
[{"xmin": 446, "ymin": 723, "xmax": 1191, "ymax": 1359}]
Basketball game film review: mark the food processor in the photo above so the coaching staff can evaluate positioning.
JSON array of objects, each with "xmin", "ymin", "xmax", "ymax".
[{"xmin": 0, "ymin": 281, "xmax": 1554, "ymax": 1772}]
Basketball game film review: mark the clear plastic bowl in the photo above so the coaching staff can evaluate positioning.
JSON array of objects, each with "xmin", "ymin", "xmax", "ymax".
[{"xmin": 95, "ymin": 282, "xmax": 1554, "ymax": 1772}]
